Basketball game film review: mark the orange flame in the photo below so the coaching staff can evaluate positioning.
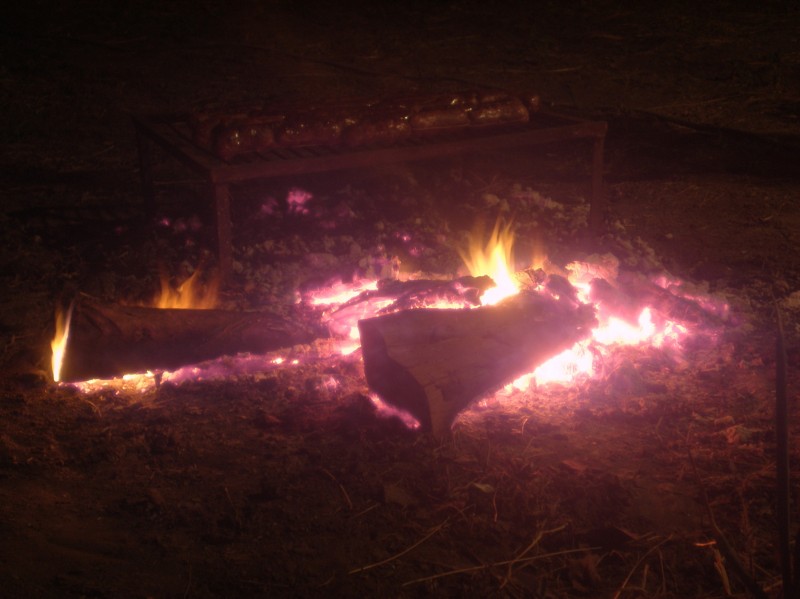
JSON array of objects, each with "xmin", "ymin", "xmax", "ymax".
[
  {"xmin": 51, "ymin": 302, "xmax": 74, "ymax": 382},
  {"xmin": 459, "ymin": 219, "xmax": 542, "ymax": 305},
  {"xmin": 153, "ymin": 270, "xmax": 219, "ymax": 310}
]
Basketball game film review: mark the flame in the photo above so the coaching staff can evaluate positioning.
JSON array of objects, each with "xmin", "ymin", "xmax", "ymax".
[
  {"xmin": 460, "ymin": 220, "xmax": 541, "ymax": 305},
  {"xmin": 52, "ymin": 214, "xmax": 700, "ymax": 418},
  {"xmin": 593, "ymin": 308, "xmax": 656, "ymax": 346},
  {"xmin": 154, "ymin": 270, "xmax": 219, "ymax": 309},
  {"xmin": 52, "ymin": 270, "xmax": 218, "ymax": 385},
  {"xmin": 533, "ymin": 341, "xmax": 595, "ymax": 384},
  {"xmin": 51, "ymin": 302, "xmax": 74, "ymax": 382}
]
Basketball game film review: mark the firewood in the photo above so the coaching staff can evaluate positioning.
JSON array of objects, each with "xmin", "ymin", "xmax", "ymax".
[
  {"xmin": 358, "ymin": 290, "xmax": 597, "ymax": 436},
  {"xmin": 58, "ymin": 293, "xmax": 322, "ymax": 383},
  {"xmin": 323, "ymin": 275, "xmax": 495, "ymax": 337},
  {"xmin": 332, "ymin": 275, "xmax": 495, "ymax": 314},
  {"xmin": 615, "ymin": 271, "xmax": 724, "ymax": 325}
]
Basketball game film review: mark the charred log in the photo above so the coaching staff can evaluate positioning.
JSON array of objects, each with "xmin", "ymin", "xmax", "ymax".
[
  {"xmin": 358, "ymin": 290, "xmax": 597, "ymax": 437},
  {"xmin": 335, "ymin": 275, "xmax": 495, "ymax": 313},
  {"xmin": 59, "ymin": 294, "xmax": 322, "ymax": 383},
  {"xmin": 324, "ymin": 275, "xmax": 495, "ymax": 337},
  {"xmin": 606, "ymin": 271, "xmax": 726, "ymax": 326}
]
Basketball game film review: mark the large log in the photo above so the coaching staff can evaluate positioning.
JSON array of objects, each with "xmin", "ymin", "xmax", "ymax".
[
  {"xmin": 358, "ymin": 290, "xmax": 597, "ymax": 436},
  {"xmin": 58, "ymin": 293, "xmax": 322, "ymax": 383}
]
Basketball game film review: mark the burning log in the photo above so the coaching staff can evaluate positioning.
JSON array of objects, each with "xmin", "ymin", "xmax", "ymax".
[
  {"xmin": 318, "ymin": 275, "xmax": 496, "ymax": 338},
  {"xmin": 58, "ymin": 294, "xmax": 322, "ymax": 383},
  {"xmin": 613, "ymin": 272, "xmax": 726, "ymax": 326},
  {"xmin": 343, "ymin": 275, "xmax": 496, "ymax": 311},
  {"xmin": 358, "ymin": 290, "xmax": 597, "ymax": 436}
]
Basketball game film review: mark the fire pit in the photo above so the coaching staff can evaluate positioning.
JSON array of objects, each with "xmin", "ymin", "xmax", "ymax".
[{"xmin": 51, "ymin": 204, "xmax": 728, "ymax": 438}]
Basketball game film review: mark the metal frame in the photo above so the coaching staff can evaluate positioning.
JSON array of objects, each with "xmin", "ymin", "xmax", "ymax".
[{"xmin": 134, "ymin": 113, "xmax": 607, "ymax": 284}]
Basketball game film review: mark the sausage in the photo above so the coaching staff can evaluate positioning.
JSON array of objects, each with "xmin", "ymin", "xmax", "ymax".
[
  {"xmin": 342, "ymin": 116, "xmax": 412, "ymax": 147},
  {"xmin": 277, "ymin": 111, "xmax": 356, "ymax": 147},
  {"xmin": 468, "ymin": 96, "xmax": 529, "ymax": 125},
  {"xmin": 410, "ymin": 106, "xmax": 471, "ymax": 130},
  {"xmin": 212, "ymin": 114, "xmax": 284, "ymax": 160},
  {"xmin": 194, "ymin": 88, "xmax": 543, "ymax": 158}
]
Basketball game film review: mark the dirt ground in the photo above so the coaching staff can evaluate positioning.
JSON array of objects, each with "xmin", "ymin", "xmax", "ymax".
[{"xmin": 2, "ymin": 1, "xmax": 800, "ymax": 597}]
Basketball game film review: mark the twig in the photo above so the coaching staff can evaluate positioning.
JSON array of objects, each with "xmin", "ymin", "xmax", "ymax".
[
  {"xmin": 78, "ymin": 397, "xmax": 101, "ymax": 417},
  {"xmin": 223, "ymin": 486, "xmax": 242, "ymax": 530},
  {"xmin": 349, "ymin": 519, "xmax": 449, "ymax": 574},
  {"xmin": 688, "ymin": 440, "xmax": 769, "ymax": 599},
  {"xmin": 183, "ymin": 563, "xmax": 192, "ymax": 599},
  {"xmin": 775, "ymin": 304, "xmax": 793, "ymax": 595},
  {"xmin": 612, "ymin": 536, "xmax": 672, "ymax": 599},
  {"xmin": 320, "ymin": 468, "xmax": 353, "ymax": 511},
  {"xmin": 502, "ymin": 524, "xmax": 567, "ymax": 587},
  {"xmin": 402, "ymin": 546, "xmax": 601, "ymax": 587},
  {"xmin": 350, "ymin": 502, "xmax": 380, "ymax": 519}
]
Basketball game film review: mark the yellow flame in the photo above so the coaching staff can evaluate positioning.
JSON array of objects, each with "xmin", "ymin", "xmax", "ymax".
[
  {"xmin": 154, "ymin": 270, "xmax": 219, "ymax": 309},
  {"xmin": 459, "ymin": 220, "xmax": 542, "ymax": 305},
  {"xmin": 51, "ymin": 302, "xmax": 74, "ymax": 382}
]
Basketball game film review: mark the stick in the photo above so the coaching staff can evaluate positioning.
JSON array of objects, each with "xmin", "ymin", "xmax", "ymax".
[
  {"xmin": 320, "ymin": 468, "xmax": 353, "ymax": 511},
  {"xmin": 503, "ymin": 524, "xmax": 567, "ymax": 585},
  {"xmin": 349, "ymin": 520, "xmax": 449, "ymax": 574},
  {"xmin": 611, "ymin": 536, "xmax": 672, "ymax": 599},
  {"xmin": 775, "ymin": 305, "xmax": 793, "ymax": 595},
  {"xmin": 688, "ymin": 440, "xmax": 768, "ymax": 599},
  {"xmin": 402, "ymin": 546, "xmax": 601, "ymax": 587}
]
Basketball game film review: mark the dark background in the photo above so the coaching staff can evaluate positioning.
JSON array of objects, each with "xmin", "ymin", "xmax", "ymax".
[{"xmin": 1, "ymin": 1, "xmax": 799, "ymax": 597}]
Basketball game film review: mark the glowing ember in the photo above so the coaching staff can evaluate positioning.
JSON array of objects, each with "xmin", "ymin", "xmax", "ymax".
[
  {"xmin": 51, "ymin": 205, "xmax": 715, "ymax": 438},
  {"xmin": 533, "ymin": 342, "xmax": 595, "ymax": 385},
  {"xmin": 308, "ymin": 278, "xmax": 378, "ymax": 307},
  {"xmin": 51, "ymin": 302, "xmax": 74, "ymax": 383},
  {"xmin": 154, "ymin": 270, "xmax": 219, "ymax": 309},
  {"xmin": 369, "ymin": 394, "xmax": 421, "ymax": 429},
  {"xmin": 593, "ymin": 308, "xmax": 656, "ymax": 346},
  {"xmin": 305, "ymin": 278, "xmax": 386, "ymax": 354}
]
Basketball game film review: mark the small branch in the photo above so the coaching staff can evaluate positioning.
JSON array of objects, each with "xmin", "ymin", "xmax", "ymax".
[
  {"xmin": 320, "ymin": 468, "xmax": 353, "ymax": 511},
  {"xmin": 775, "ymin": 304, "xmax": 793, "ymax": 595},
  {"xmin": 688, "ymin": 440, "xmax": 768, "ymax": 599},
  {"xmin": 223, "ymin": 486, "xmax": 242, "ymax": 530},
  {"xmin": 350, "ymin": 502, "xmax": 380, "ymax": 519},
  {"xmin": 402, "ymin": 545, "xmax": 600, "ymax": 587},
  {"xmin": 503, "ymin": 524, "xmax": 567, "ymax": 586},
  {"xmin": 78, "ymin": 397, "xmax": 102, "ymax": 417},
  {"xmin": 612, "ymin": 536, "xmax": 672, "ymax": 599},
  {"xmin": 349, "ymin": 520, "xmax": 449, "ymax": 575}
]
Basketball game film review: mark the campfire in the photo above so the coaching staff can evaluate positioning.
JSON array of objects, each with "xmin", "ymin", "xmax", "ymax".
[{"xmin": 50, "ymin": 210, "xmax": 728, "ymax": 436}]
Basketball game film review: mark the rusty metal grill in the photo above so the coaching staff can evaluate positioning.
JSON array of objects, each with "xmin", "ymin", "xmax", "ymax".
[{"xmin": 134, "ymin": 112, "xmax": 607, "ymax": 283}]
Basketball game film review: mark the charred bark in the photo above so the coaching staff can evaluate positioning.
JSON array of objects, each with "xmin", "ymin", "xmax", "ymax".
[{"xmin": 58, "ymin": 294, "xmax": 321, "ymax": 383}]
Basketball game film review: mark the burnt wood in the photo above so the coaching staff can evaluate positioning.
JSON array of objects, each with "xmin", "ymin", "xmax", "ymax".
[
  {"xmin": 58, "ymin": 294, "xmax": 321, "ymax": 382},
  {"xmin": 358, "ymin": 290, "xmax": 597, "ymax": 436}
]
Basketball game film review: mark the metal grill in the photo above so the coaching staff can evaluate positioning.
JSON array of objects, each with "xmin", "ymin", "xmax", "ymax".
[{"xmin": 134, "ymin": 112, "xmax": 607, "ymax": 283}]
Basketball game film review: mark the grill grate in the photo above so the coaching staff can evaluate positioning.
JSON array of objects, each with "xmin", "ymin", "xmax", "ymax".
[{"xmin": 134, "ymin": 112, "xmax": 607, "ymax": 284}]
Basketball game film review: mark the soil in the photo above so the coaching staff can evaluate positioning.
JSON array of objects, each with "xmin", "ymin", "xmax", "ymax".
[{"xmin": 2, "ymin": 1, "xmax": 800, "ymax": 597}]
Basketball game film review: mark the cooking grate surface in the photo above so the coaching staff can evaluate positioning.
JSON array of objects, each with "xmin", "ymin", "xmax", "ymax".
[{"xmin": 134, "ymin": 111, "xmax": 607, "ymax": 283}]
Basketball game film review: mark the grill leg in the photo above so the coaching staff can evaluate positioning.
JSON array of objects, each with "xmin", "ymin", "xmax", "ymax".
[
  {"xmin": 213, "ymin": 184, "xmax": 233, "ymax": 286},
  {"xmin": 588, "ymin": 134, "xmax": 606, "ymax": 235}
]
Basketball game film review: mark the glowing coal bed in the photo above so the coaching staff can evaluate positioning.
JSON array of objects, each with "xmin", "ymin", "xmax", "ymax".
[{"xmin": 50, "ymin": 211, "xmax": 731, "ymax": 433}]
